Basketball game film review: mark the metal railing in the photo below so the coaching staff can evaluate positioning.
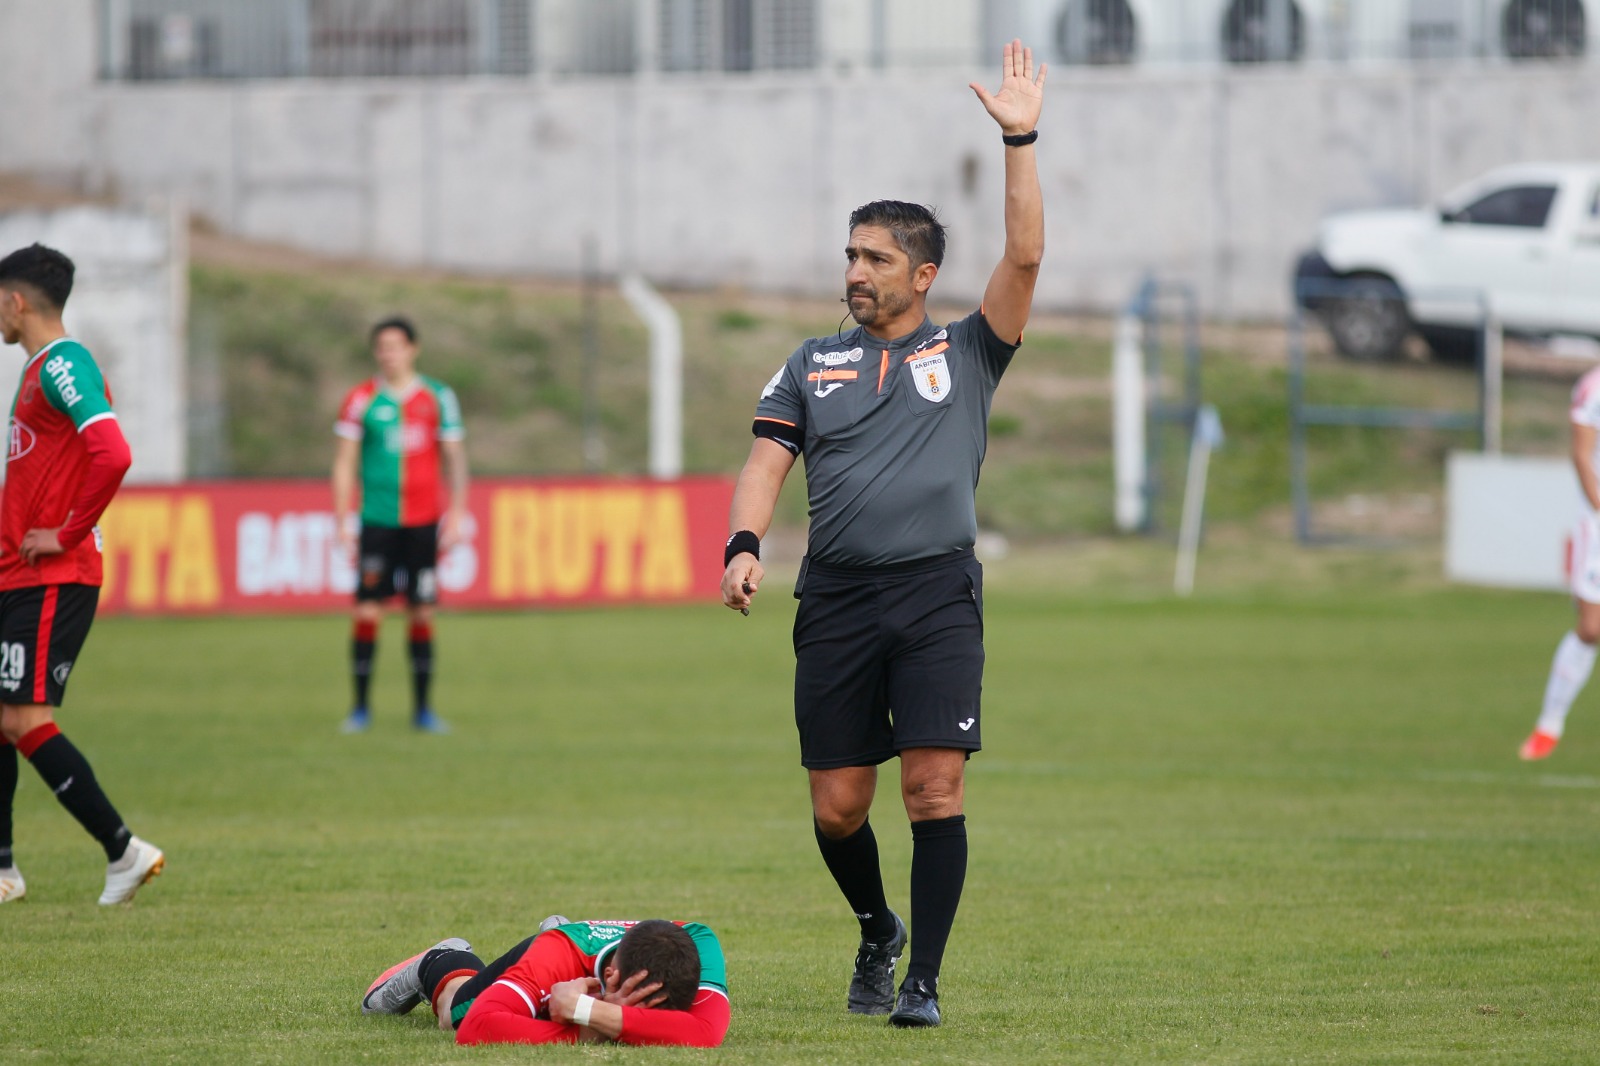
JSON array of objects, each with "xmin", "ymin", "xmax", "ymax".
[
  {"xmin": 97, "ymin": 0, "xmax": 1597, "ymax": 81},
  {"xmin": 1288, "ymin": 276, "xmax": 1499, "ymax": 545}
]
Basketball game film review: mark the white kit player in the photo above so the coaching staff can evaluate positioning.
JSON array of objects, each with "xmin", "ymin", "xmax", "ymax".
[{"xmin": 1521, "ymin": 363, "xmax": 1600, "ymax": 760}]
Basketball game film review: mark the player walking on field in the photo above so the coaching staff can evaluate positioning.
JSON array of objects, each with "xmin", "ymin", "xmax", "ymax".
[
  {"xmin": 333, "ymin": 317, "xmax": 468, "ymax": 734},
  {"xmin": 0, "ymin": 244, "xmax": 163, "ymax": 905},
  {"xmin": 721, "ymin": 41, "xmax": 1046, "ymax": 1027},
  {"xmin": 1520, "ymin": 362, "xmax": 1600, "ymax": 759}
]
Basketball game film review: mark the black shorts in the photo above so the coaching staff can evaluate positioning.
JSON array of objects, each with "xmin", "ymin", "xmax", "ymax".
[
  {"xmin": 0, "ymin": 584, "xmax": 99, "ymax": 707},
  {"xmin": 357, "ymin": 524, "xmax": 439, "ymax": 606},
  {"xmin": 792, "ymin": 550, "xmax": 984, "ymax": 770}
]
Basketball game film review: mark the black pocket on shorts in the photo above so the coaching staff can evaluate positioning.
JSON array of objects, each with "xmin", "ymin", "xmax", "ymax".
[{"xmin": 965, "ymin": 564, "xmax": 984, "ymax": 641}]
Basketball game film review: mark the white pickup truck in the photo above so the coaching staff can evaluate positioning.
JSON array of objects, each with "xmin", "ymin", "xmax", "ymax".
[{"xmin": 1295, "ymin": 162, "xmax": 1600, "ymax": 361}]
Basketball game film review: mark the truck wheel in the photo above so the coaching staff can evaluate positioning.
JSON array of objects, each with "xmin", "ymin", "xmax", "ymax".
[
  {"xmin": 1416, "ymin": 324, "xmax": 1480, "ymax": 365},
  {"xmin": 1324, "ymin": 275, "xmax": 1409, "ymax": 361}
]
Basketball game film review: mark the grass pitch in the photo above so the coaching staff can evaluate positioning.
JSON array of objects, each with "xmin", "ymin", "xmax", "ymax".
[{"xmin": 4, "ymin": 579, "xmax": 1599, "ymax": 1064}]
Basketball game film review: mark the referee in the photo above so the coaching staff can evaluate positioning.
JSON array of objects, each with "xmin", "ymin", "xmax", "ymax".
[{"xmin": 720, "ymin": 40, "xmax": 1046, "ymax": 1028}]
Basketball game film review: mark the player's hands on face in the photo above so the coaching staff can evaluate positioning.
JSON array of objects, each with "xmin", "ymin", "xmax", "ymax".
[
  {"xmin": 969, "ymin": 38, "xmax": 1047, "ymax": 136},
  {"xmin": 721, "ymin": 554, "xmax": 763, "ymax": 613},
  {"xmin": 601, "ymin": 965, "xmax": 668, "ymax": 1010},
  {"xmin": 19, "ymin": 527, "xmax": 64, "ymax": 567},
  {"xmin": 548, "ymin": 976, "xmax": 603, "ymax": 1026}
]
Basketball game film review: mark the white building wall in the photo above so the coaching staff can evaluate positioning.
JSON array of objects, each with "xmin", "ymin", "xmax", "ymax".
[
  {"xmin": 7, "ymin": 0, "xmax": 1600, "ymax": 323},
  {"xmin": 0, "ymin": 204, "xmax": 187, "ymax": 483}
]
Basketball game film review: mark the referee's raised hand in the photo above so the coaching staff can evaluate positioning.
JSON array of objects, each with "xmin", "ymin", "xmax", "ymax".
[{"xmin": 969, "ymin": 38, "xmax": 1047, "ymax": 137}]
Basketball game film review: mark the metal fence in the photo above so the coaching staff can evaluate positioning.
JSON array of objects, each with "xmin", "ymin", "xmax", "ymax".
[
  {"xmin": 1288, "ymin": 276, "xmax": 1500, "ymax": 545},
  {"xmin": 97, "ymin": 0, "xmax": 1595, "ymax": 80}
]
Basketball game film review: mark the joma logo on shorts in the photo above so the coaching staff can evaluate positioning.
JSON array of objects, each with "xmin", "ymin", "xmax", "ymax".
[{"xmin": 44, "ymin": 355, "xmax": 84, "ymax": 407}]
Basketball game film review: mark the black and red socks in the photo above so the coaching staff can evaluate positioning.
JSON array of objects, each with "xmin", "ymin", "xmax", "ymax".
[{"xmin": 17, "ymin": 723, "xmax": 130, "ymax": 862}]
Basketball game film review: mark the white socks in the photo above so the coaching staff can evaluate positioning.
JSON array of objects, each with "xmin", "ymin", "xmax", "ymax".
[{"xmin": 1538, "ymin": 631, "xmax": 1597, "ymax": 738}]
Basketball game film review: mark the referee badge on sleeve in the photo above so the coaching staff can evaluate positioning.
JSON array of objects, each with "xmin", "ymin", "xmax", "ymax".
[{"xmin": 910, "ymin": 352, "xmax": 953, "ymax": 403}]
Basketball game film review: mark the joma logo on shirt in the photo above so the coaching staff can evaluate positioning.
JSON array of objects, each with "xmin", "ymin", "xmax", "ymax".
[{"xmin": 43, "ymin": 355, "xmax": 84, "ymax": 407}]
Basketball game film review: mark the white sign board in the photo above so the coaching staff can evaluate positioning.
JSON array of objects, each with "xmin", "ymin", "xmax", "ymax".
[{"xmin": 1446, "ymin": 452, "xmax": 1583, "ymax": 591}]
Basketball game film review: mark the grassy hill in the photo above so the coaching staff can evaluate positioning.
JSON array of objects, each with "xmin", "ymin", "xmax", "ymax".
[{"xmin": 188, "ymin": 249, "xmax": 1583, "ymax": 544}]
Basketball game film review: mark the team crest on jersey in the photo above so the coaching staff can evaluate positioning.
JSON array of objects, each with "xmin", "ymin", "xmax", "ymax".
[
  {"xmin": 8, "ymin": 419, "xmax": 35, "ymax": 461},
  {"xmin": 910, "ymin": 352, "xmax": 952, "ymax": 403},
  {"xmin": 52, "ymin": 661, "xmax": 73, "ymax": 686}
]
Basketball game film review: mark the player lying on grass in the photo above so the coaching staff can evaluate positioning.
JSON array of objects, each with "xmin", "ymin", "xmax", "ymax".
[{"xmin": 361, "ymin": 916, "xmax": 729, "ymax": 1047}]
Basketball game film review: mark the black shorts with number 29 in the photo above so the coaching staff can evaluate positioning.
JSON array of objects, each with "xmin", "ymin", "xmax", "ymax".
[
  {"xmin": 0, "ymin": 584, "xmax": 100, "ymax": 707},
  {"xmin": 357, "ymin": 524, "xmax": 439, "ymax": 605},
  {"xmin": 792, "ymin": 549, "xmax": 984, "ymax": 770}
]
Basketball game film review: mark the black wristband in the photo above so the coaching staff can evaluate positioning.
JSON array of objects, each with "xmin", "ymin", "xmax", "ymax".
[
  {"xmin": 724, "ymin": 530, "xmax": 761, "ymax": 567},
  {"xmin": 1002, "ymin": 130, "xmax": 1038, "ymax": 147}
]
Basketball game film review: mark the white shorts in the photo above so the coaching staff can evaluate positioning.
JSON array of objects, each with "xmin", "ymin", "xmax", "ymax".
[{"xmin": 1570, "ymin": 513, "xmax": 1600, "ymax": 603}]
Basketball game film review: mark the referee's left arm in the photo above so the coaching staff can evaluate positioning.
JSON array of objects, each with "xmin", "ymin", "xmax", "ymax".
[{"xmin": 970, "ymin": 38, "xmax": 1047, "ymax": 347}]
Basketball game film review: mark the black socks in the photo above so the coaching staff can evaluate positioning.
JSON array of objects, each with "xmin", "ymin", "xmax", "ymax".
[
  {"xmin": 408, "ymin": 623, "xmax": 433, "ymax": 714},
  {"xmin": 419, "ymin": 946, "xmax": 485, "ymax": 1004},
  {"xmin": 906, "ymin": 813, "xmax": 967, "ymax": 984},
  {"xmin": 24, "ymin": 729, "xmax": 130, "ymax": 862},
  {"xmin": 0, "ymin": 742, "xmax": 15, "ymax": 868},
  {"xmin": 352, "ymin": 620, "xmax": 376, "ymax": 709},
  {"xmin": 815, "ymin": 818, "xmax": 896, "ymax": 943}
]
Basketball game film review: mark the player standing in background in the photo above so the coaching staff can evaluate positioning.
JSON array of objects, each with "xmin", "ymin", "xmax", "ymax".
[
  {"xmin": 333, "ymin": 317, "xmax": 468, "ymax": 735},
  {"xmin": 720, "ymin": 42, "xmax": 1046, "ymax": 1026},
  {"xmin": 1520, "ymin": 363, "xmax": 1600, "ymax": 759},
  {"xmin": 0, "ymin": 243, "xmax": 163, "ymax": 905}
]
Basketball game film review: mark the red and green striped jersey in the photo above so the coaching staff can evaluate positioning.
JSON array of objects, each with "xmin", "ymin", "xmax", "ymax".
[
  {"xmin": 552, "ymin": 920, "xmax": 728, "ymax": 995},
  {"xmin": 334, "ymin": 375, "xmax": 464, "ymax": 527},
  {"xmin": 451, "ymin": 920, "xmax": 730, "ymax": 1047},
  {"xmin": 1, "ymin": 339, "xmax": 120, "ymax": 590}
]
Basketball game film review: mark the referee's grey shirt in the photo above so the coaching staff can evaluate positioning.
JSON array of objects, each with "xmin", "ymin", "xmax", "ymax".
[{"xmin": 752, "ymin": 310, "xmax": 1019, "ymax": 567}]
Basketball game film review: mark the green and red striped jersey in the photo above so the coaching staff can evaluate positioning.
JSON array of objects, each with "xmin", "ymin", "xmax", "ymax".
[
  {"xmin": 450, "ymin": 919, "xmax": 729, "ymax": 1047},
  {"xmin": 551, "ymin": 920, "xmax": 728, "ymax": 995},
  {"xmin": 335, "ymin": 375, "xmax": 464, "ymax": 527},
  {"xmin": 2, "ymin": 339, "xmax": 126, "ymax": 590}
]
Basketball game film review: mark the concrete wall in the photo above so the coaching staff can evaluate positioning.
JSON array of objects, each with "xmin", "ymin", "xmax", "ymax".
[
  {"xmin": 0, "ymin": 203, "xmax": 188, "ymax": 483},
  {"xmin": 8, "ymin": 0, "xmax": 1600, "ymax": 320}
]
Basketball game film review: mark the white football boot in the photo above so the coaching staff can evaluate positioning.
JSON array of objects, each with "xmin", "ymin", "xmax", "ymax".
[{"xmin": 99, "ymin": 836, "xmax": 165, "ymax": 905}]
